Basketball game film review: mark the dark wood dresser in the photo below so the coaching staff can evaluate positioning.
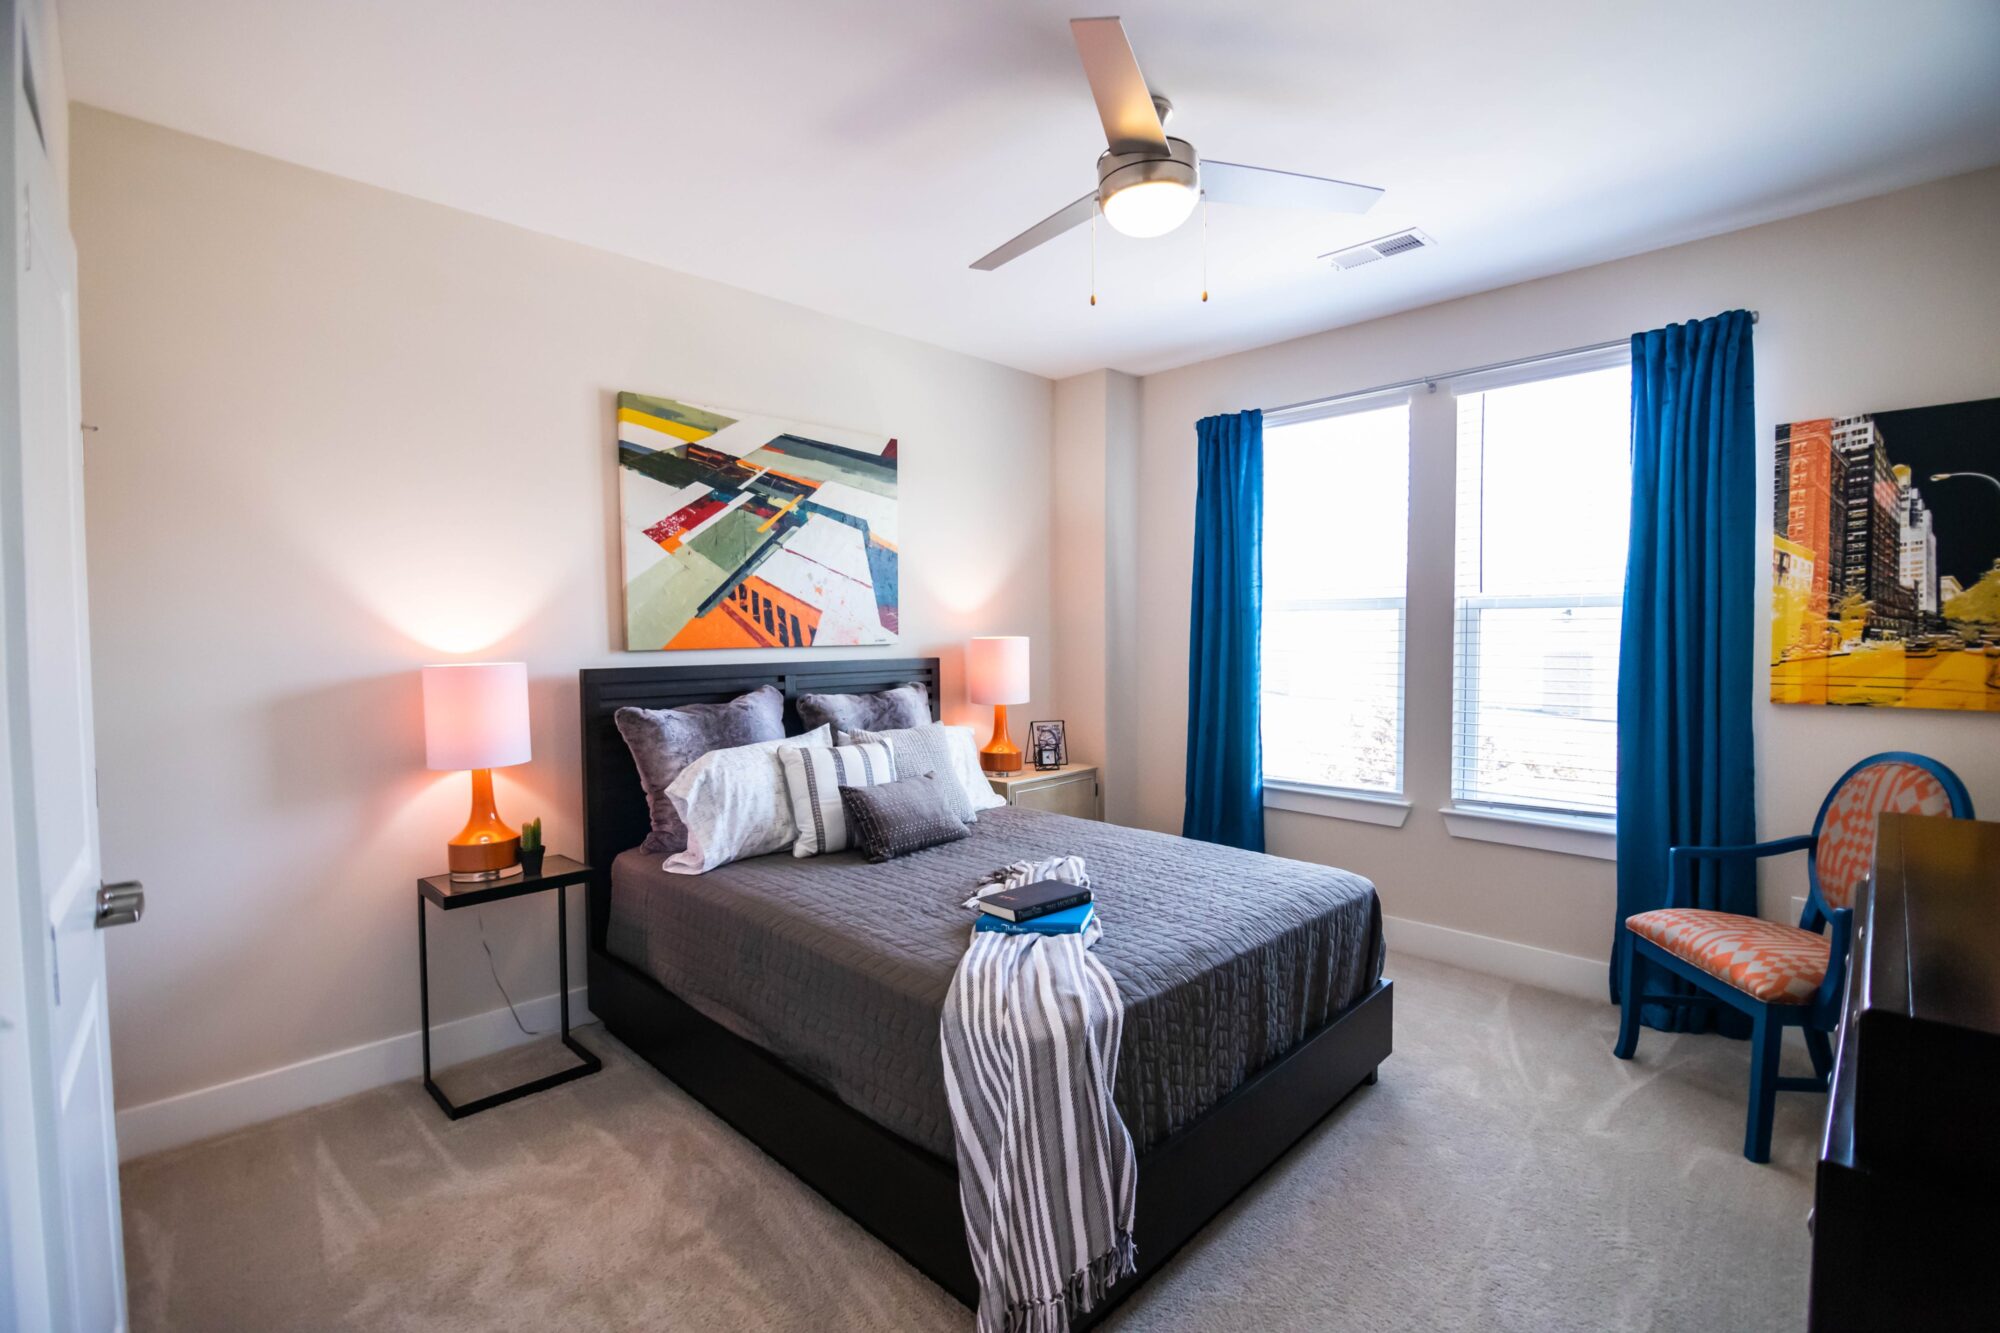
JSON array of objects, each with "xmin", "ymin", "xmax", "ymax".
[{"xmin": 1809, "ymin": 812, "xmax": 2000, "ymax": 1331}]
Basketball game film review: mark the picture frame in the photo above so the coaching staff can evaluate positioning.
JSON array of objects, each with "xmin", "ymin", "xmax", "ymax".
[
  {"xmin": 1028, "ymin": 719, "xmax": 1067, "ymax": 771},
  {"xmin": 1770, "ymin": 396, "xmax": 2000, "ymax": 710},
  {"xmin": 616, "ymin": 390, "xmax": 899, "ymax": 651}
]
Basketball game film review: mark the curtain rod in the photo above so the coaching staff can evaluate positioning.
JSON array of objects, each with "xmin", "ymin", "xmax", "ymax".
[{"xmin": 1264, "ymin": 310, "xmax": 1760, "ymax": 418}]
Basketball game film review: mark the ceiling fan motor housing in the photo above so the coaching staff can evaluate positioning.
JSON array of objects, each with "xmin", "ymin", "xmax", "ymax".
[{"xmin": 1096, "ymin": 136, "xmax": 1200, "ymax": 203}]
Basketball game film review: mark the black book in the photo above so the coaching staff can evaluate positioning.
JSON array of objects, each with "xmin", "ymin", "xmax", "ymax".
[{"xmin": 975, "ymin": 881, "xmax": 1093, "ymax": 923}]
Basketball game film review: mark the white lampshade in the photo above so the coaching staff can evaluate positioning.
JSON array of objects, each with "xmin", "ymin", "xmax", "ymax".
[
  {"xmin": 422, "ymin": 662, "xmax": 531, "ymax": 771},
  {"xmin": 966, "ymin": 637, "xmax": 1030, "ymax": 706}
]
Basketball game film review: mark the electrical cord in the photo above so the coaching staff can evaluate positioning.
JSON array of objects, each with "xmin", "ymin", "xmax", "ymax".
[{"xmin": 478, "ymin": 907, "xmax": 545, "ymax": 1037}]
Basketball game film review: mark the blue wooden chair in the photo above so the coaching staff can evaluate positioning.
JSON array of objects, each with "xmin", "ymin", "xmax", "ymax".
[{"xmin": 1613, "ymin": 752, "xmax": 1973, "ymax": 1163}]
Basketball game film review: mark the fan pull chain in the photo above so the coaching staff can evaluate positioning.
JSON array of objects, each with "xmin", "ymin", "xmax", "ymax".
[
  {"xmin": 1089, "ymin": 206, "xmax": 1098, "ymax": 307},
  {"xmin": 1201, "ymin": 191, "xmax": 1209, "ymax": 303}
]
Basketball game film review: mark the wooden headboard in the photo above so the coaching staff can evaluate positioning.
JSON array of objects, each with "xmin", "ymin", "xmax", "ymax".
[{"xmin": 578, "ymin": 657, "xmax": 942, "ymax": 947}]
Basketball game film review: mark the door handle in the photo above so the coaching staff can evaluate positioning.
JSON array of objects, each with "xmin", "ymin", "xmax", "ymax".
[{"xmin": 96, "ymin": 881, "xmax": 144, "ymax": 928}]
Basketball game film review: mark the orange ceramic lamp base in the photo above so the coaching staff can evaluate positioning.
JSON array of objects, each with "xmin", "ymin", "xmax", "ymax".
[
  {"xmin": 447, "ymin": 767, "xmax": 522, "ymax": 881},
  {"xmin": 979, "ymin": 704, "xmax": 1023, "ymax": 774}
]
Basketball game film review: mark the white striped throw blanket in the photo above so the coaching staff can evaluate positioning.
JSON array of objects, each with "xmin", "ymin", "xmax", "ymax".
[{"xmin": 941, "ymin": 856, "xmax": 1137, "ymax": 1333}]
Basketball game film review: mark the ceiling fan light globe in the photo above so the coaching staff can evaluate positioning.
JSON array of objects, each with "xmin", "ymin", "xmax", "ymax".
[{"xmin": 1102, "ymin": 179, "xmax": 1198, "ymax": 238}]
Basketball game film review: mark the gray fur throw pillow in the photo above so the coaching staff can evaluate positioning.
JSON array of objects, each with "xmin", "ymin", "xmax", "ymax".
[
  {"xmin": 796, "ymin": 682, "xmax": 930, "ymax": 735},
  {"xmin": 839, "ymin": 771, "xmax": 972, "ymax": 863},
  {"xmin": 615, "ymin": 685, "xmax": 785, "ymax": 854}
]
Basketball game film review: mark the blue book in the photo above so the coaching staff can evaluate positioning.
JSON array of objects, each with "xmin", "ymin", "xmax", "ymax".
[{"xmin": 974, "ymin": 902, "xmax": 1095, "ymax": 935}]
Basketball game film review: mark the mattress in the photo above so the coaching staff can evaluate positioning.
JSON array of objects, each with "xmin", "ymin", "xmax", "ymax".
[{"xmin": 605, "ymin": 805, "xmax": 1383, "ymax": 1158}]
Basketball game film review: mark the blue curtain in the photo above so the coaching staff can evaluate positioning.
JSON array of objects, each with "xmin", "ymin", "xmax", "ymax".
[
  {"xmin": 1613, "ymin": 310, "xmax": 1757, "ymax": 1032},
  {"xmin": 1183, "ymin": 409, "xmax": 1265, "ymax": 851}
]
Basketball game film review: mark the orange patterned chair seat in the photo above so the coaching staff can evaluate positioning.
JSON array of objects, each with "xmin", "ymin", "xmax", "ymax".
[{"xmin": 1625, "ymin": 908, "xmax": 1831, "ymax": 1004}]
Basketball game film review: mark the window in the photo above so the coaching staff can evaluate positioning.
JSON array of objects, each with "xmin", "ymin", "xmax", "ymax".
[
  {"xmin": 1261, "ymin": 399, "xmax": 1410, "ymax": 795},
  {"xmin": 1452, "ymin": 355, "xmax": 1631, "ymax": 820}
]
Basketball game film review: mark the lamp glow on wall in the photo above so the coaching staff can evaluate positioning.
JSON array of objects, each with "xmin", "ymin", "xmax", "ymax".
[
  {"xmin": 967, "ymin": 636, "xmax": 1029, "ymax": 774},
  {"xmin": 422, "ymin": 662, "xmax": 531, "ymax": 881}
]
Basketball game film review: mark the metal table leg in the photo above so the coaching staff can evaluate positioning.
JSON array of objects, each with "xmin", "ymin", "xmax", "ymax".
[{"xmin": 419, "ymin": 887, "xmax": 601, "ymax": 1120}]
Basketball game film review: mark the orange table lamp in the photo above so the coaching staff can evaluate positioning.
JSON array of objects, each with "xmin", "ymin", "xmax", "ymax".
[
  {"xmin": 967, "ymin": 636, "xmax": 1029, "ymax": 774},
  {"xmin": 422, "ymin": 662, "xmax": 532, "ymax": 881}
]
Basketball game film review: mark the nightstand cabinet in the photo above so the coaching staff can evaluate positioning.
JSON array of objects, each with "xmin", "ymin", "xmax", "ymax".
[{"xmin": 986, "ymin": 764, "xmax": 1101, "ymax": 820}]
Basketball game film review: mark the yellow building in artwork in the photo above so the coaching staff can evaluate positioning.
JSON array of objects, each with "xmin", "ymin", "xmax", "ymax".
[{"xmin": 1770, "ymin": 535, "xmax": 1815, "ymax": 666}]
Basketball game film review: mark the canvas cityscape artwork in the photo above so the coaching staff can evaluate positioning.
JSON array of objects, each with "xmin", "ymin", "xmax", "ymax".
[
  {"xmin": 617, "ymin": 391, "xmax": 899, "ymax": 650},
  {"xmin": 1770, "ymin": 394, "xmax": 2000, "ymax": 710}
]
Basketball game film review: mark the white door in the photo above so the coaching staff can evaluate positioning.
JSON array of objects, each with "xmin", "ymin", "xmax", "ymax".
[{"xmin": 1, "ymin": 0, "xmax": 132, "ymax": 1325}]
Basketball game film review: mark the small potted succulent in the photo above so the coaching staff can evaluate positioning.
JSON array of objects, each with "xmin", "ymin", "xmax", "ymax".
[{"xmin": 518, "ymin": 817, "xmax": 545, "ymax": 876}]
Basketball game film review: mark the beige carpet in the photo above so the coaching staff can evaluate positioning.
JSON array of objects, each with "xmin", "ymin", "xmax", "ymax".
[{"xmin": 120, "ymin": 955, "xmax": 1817, "ymax": 1332}]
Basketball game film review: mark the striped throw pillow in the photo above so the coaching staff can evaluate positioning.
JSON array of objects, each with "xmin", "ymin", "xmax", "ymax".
[{"xmin": 779, "ymin": 742, "xmax": 897, "ymax": 857}]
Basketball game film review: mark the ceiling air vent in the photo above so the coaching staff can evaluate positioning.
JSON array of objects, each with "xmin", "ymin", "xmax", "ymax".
[{"xmin": 1320, "ymin": 229, "xmax": 1436, "ymax": 271}]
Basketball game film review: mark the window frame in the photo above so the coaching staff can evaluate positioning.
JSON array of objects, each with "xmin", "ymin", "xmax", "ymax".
[
  {"xmin": 1257, "ymin": 388, "xmax": 1414, "ymax": 806},
  {"xmin": 1445, "ymin": 346, "xmax": 1632, "ymax": 835}
]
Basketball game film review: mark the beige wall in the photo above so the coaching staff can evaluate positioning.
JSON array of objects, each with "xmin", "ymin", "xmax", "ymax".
[
  {"xmin": 1051, "ymin": 373, "xmax": 1111, "ymax": 774},
  {"xmin": 72, "ymin": 108, "xmax": 1058, "ymax": 1111},
  {"xmin": 1130, "ymin": 166, "xmax": 2000, "ymax": 964},
  {"xmin": 1050, "ymin": 368, "xmax": 1139, "ymax": 819}
]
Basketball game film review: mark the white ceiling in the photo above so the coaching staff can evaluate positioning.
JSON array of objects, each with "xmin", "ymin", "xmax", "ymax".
[{"xmin": 57, "ymin": 0, "xmax": 2000, "ymax": 379}]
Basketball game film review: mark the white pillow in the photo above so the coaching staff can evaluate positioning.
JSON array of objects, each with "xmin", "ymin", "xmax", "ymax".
[
  {"xmin": 779, "ymin": 741, "xmax": 897, "ymax": 857},
  {"xmin": 839, "ymin": 722, "xmax": 1006, "ymax": 819},
  {"xmin": 946, "ymin": 725, "xmax": 1008, "ymax": 813},
  {"xmin": 663, "ymin": 726, "xmax": 831, "ymax": 873}
]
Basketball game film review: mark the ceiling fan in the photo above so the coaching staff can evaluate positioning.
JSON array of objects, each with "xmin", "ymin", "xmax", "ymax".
[{"xmin": 970, "ymin": 16, "xmax": 1385, "ymax": 271}]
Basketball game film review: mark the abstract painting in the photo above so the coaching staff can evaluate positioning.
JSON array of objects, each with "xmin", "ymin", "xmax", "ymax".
[
  {"xmin": 617, "ymin": 391, "xmax": 899, "ymax": 650},
  {"xmin": 1770, "ymin": 395, "xmax": 2000, "ymax": 710}
]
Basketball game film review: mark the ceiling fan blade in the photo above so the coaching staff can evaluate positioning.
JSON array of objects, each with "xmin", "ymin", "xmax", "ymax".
[
  {"xmin": 970, "ymin": 193, "xmax": 1099, "ymax": 271},
  {"xmin": 1069, "ymin": 17, "xmax": 1169, "ymax": 155},
  {"xmin": 1202, "ymin": 161, "xmax": 1385, "ymax": 214}
]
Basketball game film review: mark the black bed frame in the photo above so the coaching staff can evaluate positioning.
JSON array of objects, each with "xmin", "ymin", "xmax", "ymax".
[{"xmin": 580, "ymin": 658, "xmax": 1392, "ymax": 1324}]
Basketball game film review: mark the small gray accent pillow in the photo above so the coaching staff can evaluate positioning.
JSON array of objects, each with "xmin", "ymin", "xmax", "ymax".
[
  {"xmin": 840, "ymin": 772, "xmax": 972, "ymax": 863},
  {"xmin": 615, "ymin": 685, "xmax": 786, "ymax": 855},
  {"xmin": 797, "ymin": 682, "xmax": 930, "ymax": 735}
]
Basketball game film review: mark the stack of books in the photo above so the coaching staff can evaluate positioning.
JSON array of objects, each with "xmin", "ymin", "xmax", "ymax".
[{"xmin": 973, "ymin": 880, "xmax": 1095, "ymax": 935}]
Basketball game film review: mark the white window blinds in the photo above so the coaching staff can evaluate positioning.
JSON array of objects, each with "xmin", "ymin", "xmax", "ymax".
[
  {"xmin": 1262, "ymin": 400, "xmax": 1410, "ymax": 795},
  {"xmin": 1452, "ymin": 359, "xmax": 1631, "ymax": 818}
]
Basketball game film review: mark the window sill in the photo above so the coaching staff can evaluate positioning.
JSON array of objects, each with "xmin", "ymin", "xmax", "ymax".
[
  {"xmin": 1440, "ymin": 805, "xmax": 1616, "ymax": 860},
  {"xmin": 1264, "ymin": 782, "xmax": 1412, "ymax": 828}
]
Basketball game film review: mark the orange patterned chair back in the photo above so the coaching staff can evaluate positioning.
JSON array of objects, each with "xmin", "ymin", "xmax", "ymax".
[{"xmin": 1811, "ymin": 755, "xmax": 1970, "ymax": 913}]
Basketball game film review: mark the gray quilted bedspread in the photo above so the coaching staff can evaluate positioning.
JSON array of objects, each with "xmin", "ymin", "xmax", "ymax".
[{"xmin": 606, "ymin": 806, "xmax": 1383, "ymax": 1158}]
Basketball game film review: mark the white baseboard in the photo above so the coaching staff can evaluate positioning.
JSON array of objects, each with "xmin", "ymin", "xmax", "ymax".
[
  {"xmin": 1385, "ymin": 914, "xmax": 1608, "ymax": 1003},
  {"xmin": 115, "ymin": 986, "xmax": 592, "ymax": 1163}
]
